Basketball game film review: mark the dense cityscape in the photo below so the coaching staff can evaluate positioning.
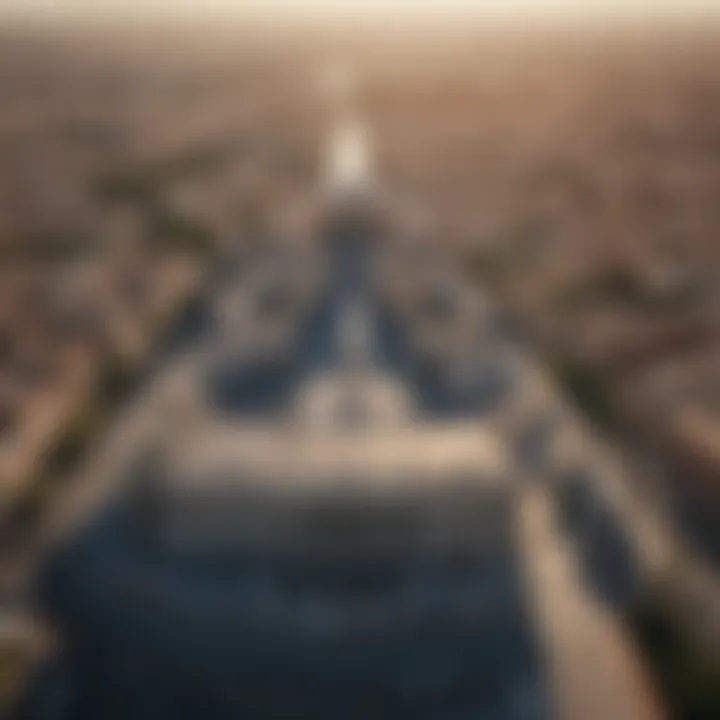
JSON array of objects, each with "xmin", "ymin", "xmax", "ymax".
[{"xmin": 0, "ymin": 13, "xmax": 718, "ymax": 720}]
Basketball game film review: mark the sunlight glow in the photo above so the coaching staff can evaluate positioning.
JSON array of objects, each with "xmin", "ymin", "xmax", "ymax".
[{"xmin": 2, "ymin": 0, "xmax": 719, "ymax": 22}]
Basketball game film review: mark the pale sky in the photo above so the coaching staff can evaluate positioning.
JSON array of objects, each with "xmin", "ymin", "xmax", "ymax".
[{"xmin": 2, "ymin": 0, "xmax": 719, "ymax": 21}]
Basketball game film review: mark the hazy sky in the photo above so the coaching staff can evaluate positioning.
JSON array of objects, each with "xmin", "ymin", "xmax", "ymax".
[{"xmin": 3, "ymin": 0, "xmax": 719, "ymax": 22}]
